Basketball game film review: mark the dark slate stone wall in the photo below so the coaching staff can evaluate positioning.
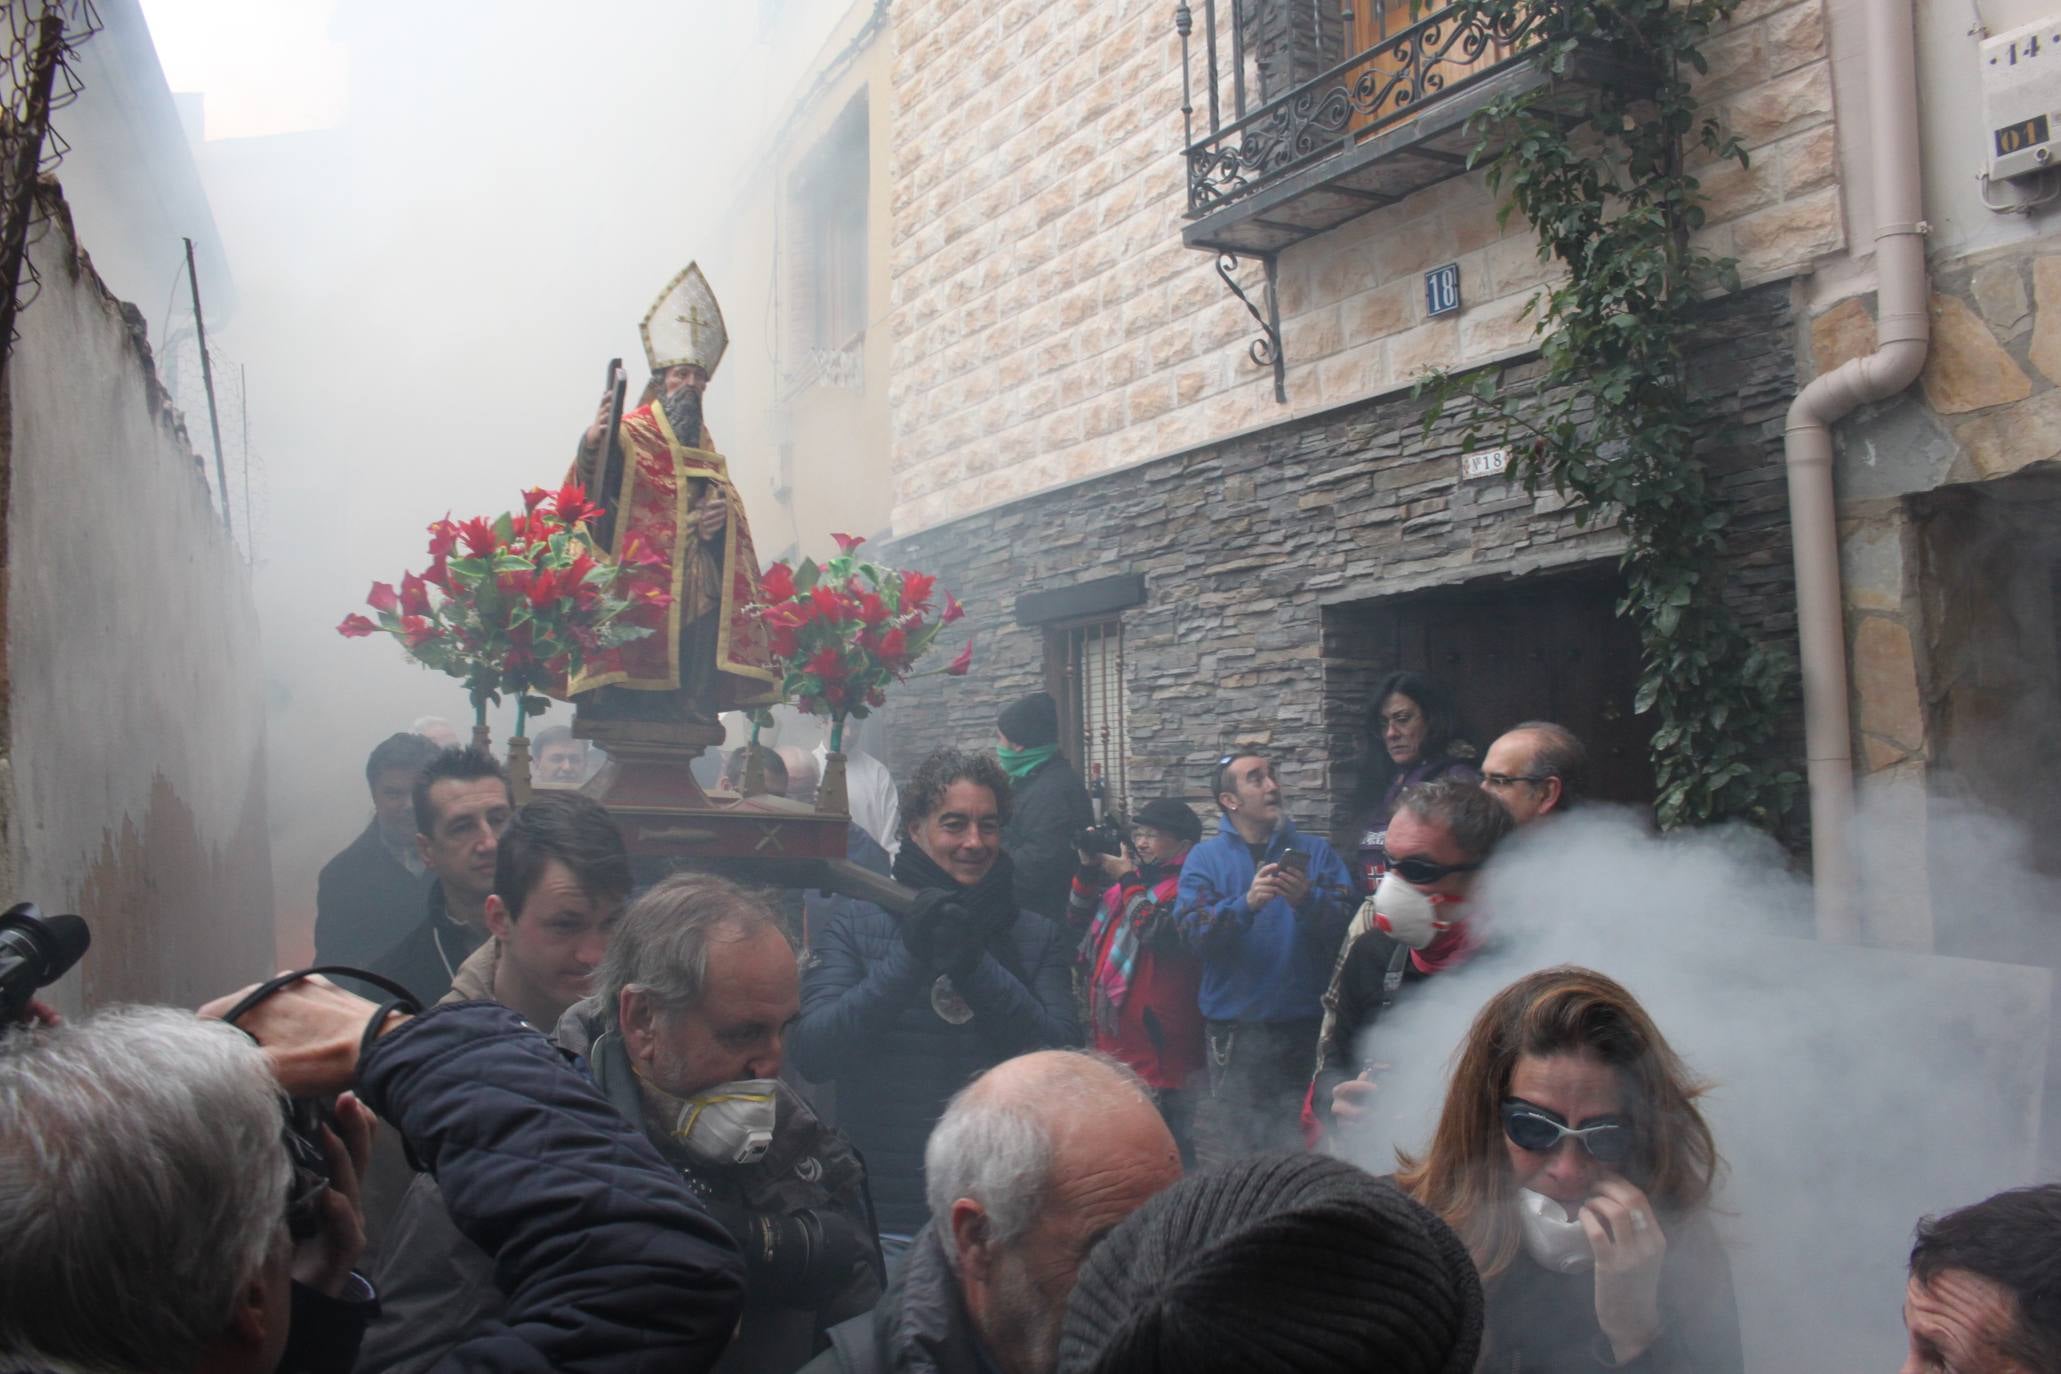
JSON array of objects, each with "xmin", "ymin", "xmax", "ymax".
[{"xmin": 876, "ymin": 280, "xmax": 1804, "ymax": 849}]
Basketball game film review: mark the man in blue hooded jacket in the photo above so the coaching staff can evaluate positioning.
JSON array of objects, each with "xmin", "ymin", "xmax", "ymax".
[{"xmin": 1173, "ymin": 748, "xmax": 1355, "ymax": 1164}]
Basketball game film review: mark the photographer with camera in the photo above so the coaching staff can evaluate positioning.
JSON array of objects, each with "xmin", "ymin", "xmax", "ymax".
[
  {"xmin": 793, "ymin": 748, "xmax": 1078, "ymax": 1270},
  {"xmin": 0, "ymin": 978, "xmax": 747, "ymax": 1374},
  {"xmin": 1066, "ymin": 798, "xmax": 1207, "ymax": 1164}
]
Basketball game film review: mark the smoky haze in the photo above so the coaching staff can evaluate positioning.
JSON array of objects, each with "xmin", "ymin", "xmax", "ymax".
[
  {"xmin": 143, "ymin": 0, "xmax": 856, "ymax": 953},
  {"xmin": 1328, "ymin": 802, "xmax": 2055, "ymax": 1370}
]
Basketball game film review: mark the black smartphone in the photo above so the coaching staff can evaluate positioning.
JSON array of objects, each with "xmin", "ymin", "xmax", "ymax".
[{"xmin": 1278, "ymin": 847, "xmax": 1309, "ymax": 877}]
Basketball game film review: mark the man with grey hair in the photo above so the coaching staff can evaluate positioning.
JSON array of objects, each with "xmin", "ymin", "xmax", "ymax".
[
  {"xmin": 800, "ymin": 1050, "xmax": 1182, "ymax": 1374},
  {"xmin": 366, "ymin": 873, "xmax": 879, "ymax": 1374},
  {"xmin": 2, "ymin": 982, "xmax": 747, "ymax": 1374},
  {"xmin": 1480, "ymin": 719, "xmax": 1586, "ymax": 826}
]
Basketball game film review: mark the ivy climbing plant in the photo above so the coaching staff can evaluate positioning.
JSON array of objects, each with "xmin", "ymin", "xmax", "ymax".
[{"xmin": 1416, "ymin": 0, "xmax": 1798, "ymax": 830}]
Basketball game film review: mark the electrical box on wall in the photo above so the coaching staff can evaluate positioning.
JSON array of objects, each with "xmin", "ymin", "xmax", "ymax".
[{"xmin": 1983, "ymin": 16, "xmax": 2061, "ymax": 181}]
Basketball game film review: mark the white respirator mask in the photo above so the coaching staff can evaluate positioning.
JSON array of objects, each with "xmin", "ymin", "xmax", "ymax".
[
  {"xmin": 1517, "ymin": 1189, "xmax": 1596, "ymax": 1274},
  {"xmin": 1370, "ymin": 870, "xmax": 1460, "ymax": 951},
  {"xmin": 669, "ymin": 1078, "xmax": 780, "ymax": 1167}
]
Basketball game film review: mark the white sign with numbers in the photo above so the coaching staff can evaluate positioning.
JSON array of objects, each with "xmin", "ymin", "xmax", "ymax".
[{"xmin": 1461, "ymin": 447, "xmax": 1510, "ymax": 480}]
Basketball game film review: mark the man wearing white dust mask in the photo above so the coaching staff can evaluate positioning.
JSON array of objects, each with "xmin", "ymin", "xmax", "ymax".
[
  {"xmin": 1397, "ymin": 967, "xmax": 1741, "ymax": 1372},
  {"xmin": 364, "ymin": 873, "xmax": 882, "ymax": 1374},
  {"xmin": 1312, "ymin": 778, "xmax": 1511, "ymax": 1134}
]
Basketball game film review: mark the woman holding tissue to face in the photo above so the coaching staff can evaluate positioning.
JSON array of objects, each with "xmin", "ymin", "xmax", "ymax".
[{"xmin": 1397, "ymin": 967, "xmax": 1742, "ymax": 1372}]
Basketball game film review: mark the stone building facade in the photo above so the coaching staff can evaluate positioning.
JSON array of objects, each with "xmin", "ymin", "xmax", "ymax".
[
  {"xmin": 882, "ymin": 0, "xmax": 1839, "ymax": 532},
  {"xmin": 882, "ymin": 283, "xmax": 1803, "ymax": 843},
  {"xmin": 722, "ymin": 0, "xmax": 2061, "ymax": 980}
]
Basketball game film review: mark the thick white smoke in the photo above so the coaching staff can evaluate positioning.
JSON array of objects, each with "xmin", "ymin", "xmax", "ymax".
[{"xmin": 1330, "ymin": 803, "xmax": 2053, "ymax": 1371}]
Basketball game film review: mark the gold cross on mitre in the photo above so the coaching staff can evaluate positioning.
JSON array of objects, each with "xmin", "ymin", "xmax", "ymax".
[{"xmin": 677, "ymin": 304, "xmax": 714, "ymax": 332}]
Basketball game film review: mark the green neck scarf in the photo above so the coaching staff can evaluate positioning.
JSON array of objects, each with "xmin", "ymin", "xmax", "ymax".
[{"xmin": 997, "ymin": 742, "xmax": 1059, "ymax": 780}]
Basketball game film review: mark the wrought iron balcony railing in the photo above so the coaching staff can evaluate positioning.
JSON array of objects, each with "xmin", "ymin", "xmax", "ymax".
[{"xmin": 1178, "ymin": 0, "xmax": 1543, "ymax": 219}]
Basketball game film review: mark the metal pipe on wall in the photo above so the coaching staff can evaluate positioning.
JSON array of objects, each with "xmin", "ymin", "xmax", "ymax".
[{"xmin": 1782, "ymin": 0, "xmax": 1929, "ymax": 941}]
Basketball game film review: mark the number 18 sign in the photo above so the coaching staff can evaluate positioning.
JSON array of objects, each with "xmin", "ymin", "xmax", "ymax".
[{"xmin": 1425, "ymin": 263, "xmax": 1462, "ymax": 317}]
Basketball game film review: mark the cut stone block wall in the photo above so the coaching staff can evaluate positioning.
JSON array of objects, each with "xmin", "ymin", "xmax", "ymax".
[{"xmin": 885, "ymin": 0, "xmax": 1840, "ymax": 533}]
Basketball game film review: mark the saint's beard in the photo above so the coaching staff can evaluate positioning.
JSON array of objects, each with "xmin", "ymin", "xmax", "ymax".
[{"xmin": 661, "ymin": 381, "xmax": 703, "ymax": 445}]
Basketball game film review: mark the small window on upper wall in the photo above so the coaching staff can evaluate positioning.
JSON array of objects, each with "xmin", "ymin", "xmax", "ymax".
[{"xmin": 790, "ymin": 93, "xmax": 869, "ymax": 357}]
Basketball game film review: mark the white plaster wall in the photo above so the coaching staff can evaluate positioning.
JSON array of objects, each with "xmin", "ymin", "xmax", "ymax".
[{"xmin": 4, "ymin": 191, "xmax": 272, "ymax": 1010}]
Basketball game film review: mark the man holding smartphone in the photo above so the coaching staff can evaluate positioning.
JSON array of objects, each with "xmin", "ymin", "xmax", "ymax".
[{"xmin": 1173, "ymin": 749, "xmax": 1355, "ymax": 1164}]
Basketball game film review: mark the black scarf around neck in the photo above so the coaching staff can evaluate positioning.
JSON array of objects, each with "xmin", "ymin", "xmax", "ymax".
[{"xmin": 892, "ymin": 844, "xmax": 1020, "ymax": 934}]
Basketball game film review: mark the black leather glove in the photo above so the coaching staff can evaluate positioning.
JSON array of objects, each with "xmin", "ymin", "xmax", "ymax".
[
  {"xmin": 898, "ymin": 889, "xmax": 956, "ymax": 966},
  {"xmin": 902, "ymin": 890, "xmax": 985, "ymax": 980}
]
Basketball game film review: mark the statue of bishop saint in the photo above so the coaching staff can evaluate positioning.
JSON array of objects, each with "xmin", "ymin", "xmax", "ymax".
[{"xmin": 569, "ymin": 263, "xmax": 776, "ymax": 723}]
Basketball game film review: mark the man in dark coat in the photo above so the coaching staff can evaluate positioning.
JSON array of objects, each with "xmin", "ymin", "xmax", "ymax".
[
  {"xmin": 365, "ymin": 747, "xmax": 513, "ymax": 1005},
  {"xmin": 313, "ymin": 732, "xmax": 439, "ymax": 974},
  {"xmin": 364, "ymin": 874, "xmax": 880, "ymax": 1374},
  {"xmin": 792, "ymin": 748, "xmax": 1078, "ymax": 1263},
  {"xmin": 8, "ymin": 976, "xmax": 749, "ymax": 1374},
  {"xmin": 995, "ymin": 692, "xmax": 1094, "ymax": 923}
]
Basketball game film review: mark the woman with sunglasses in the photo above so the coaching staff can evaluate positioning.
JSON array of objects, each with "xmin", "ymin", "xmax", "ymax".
[{"xmin": 1397, "ymin": 966, "xmax": 1741, "ymax": 1373}]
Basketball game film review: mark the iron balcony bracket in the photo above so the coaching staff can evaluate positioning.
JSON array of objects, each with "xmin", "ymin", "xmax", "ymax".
[{"xmin": 1216, "ymin": 251, "xmax": 1287, "ymax": 404}]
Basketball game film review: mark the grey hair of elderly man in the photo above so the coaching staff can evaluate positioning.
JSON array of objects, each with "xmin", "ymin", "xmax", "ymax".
[
  {"xmin": 925, "ymin": 1050, "xmax": 1183, "ymax": 1374},
  {"xmin": 0, "ymin": 1006, "xmax": 296, "ymax": 1374}
]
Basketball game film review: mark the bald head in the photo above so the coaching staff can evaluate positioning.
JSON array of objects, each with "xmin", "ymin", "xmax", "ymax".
[
  {"xmin": 1482, "ymin": 720, "xmax": 1585, "ymax": 825},
  {"xmin": 929, "ymin": 1052, "xmax": 1181, "ymax": 1374}
]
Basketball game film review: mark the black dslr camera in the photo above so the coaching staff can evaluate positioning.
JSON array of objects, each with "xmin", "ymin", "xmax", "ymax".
[
  {"xmin": 1073, "ymin": 816, "xmax": 1133, "ymax": 859},
  {"xmin": 217, "ymin": 965, "xmax": 425, "ymax": 1240}
]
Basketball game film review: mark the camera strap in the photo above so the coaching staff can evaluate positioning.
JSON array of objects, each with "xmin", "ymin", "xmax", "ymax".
[{"xmin": 216, "ymin": 964, "xmax": 425, "ymax": 1063}]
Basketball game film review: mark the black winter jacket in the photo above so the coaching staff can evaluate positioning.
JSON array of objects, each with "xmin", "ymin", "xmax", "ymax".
[
  {"xmin": 796, "ymin": 1224, "xmax": 993, "ymax": 1374},
  {"xmin": 791, "ymin": 895, "xmax": 1078, "ymax": 1235},
  {"xmin": 1002, "ymin": 756, "xmax": 1094, "ymax": 922},
  {"xmin": 314, "ymin": 820, "xmax": 431, "ymax": 974},
  {"xmin": 364, "ymin": 880, "xmax": 486, "ymax": 1007},
  {"xmin": 353, "ymin": 1001, "xmax": 747, "ymax": 1374},
  {"xmin": 363, "ymin": 1001, "xmax": 879, "ymax": 1374}
]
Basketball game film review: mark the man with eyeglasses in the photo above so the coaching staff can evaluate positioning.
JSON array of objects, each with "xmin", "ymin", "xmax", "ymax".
[
  {"xmin": 1313, "ymin": 778, "xmax": 1512, "ymax": 1131},
  {"xmin": 1174, "ymin": 749, "xmax": 1356, "ymax": 1164},
  {"xmin": 1479, "ymin": 721, "xmax": 1586, "ymax": 827}
]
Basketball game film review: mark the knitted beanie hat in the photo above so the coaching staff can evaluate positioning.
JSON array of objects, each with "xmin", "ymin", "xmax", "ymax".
[
  {"xmin": 1056, "ymin": 1152, "xmax": 1485, "ymax": 1374},
  {"xmin": 1134, "ymin": 798, "xmax": 1203, "ymax": 845},
  {"xmin": 997, "ymin": 692, "xmax": 1060, "ymax": 749}
]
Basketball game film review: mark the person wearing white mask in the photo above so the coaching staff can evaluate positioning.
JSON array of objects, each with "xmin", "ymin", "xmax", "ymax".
[
  {"xmin": 1395, "ymin": 966, "xmax": 1740, "ymax": 1372},
  {"xmin": 1312, "ymin": 778, "xmax": 1511, "ymax": 1134},
  {"xmin": 365, "ymin": 873, "xmax": 882, "ymax": 1374}
]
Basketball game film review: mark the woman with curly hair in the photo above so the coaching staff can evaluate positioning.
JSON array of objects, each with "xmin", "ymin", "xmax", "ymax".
[{"xmin": 1396, "ymin": 966, "xmax": 1741, "ymax": 1372}]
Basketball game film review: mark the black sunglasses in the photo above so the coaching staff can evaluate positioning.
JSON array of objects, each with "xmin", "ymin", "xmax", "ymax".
[
  {"xmin": 1499, "ymin": 1100, "xmax": 1633, "ymax": 1164},
  {"xmin": 1378, "ymin": 846, "xmax": 1482, "ymax": 885}
]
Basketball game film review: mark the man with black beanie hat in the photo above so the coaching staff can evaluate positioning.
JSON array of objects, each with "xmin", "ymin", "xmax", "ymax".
[
  {"xmin": 995, "ymin": 691, "xmax": 1094, "ymax": 923},
  {"xmin": 1067, "ymin": 797, "xmax": 1208, "ymax": 1162},
  {"xmin": 1057, "ymin": 1152, "xmax": 1484, "ymax": 1374}
]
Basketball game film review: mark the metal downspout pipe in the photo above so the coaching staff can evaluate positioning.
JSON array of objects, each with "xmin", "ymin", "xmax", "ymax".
[{"xmin": 1782, "ymin": 0, "xmax": 1929, "ymax": 940}]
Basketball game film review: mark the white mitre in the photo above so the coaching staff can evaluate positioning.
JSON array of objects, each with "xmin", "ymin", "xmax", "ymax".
[{"xmin": 640, "ymin": 262, "xmax": 728, "ymax": 377}]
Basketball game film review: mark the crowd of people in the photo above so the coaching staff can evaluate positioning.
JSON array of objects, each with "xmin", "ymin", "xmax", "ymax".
[{"xmin": 2, "ymin": 680, "xmax": 2057, "ymax": 1374}]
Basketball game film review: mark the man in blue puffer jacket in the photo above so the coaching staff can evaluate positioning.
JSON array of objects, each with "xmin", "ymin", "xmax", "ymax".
[
  {"xmin": 792, "ymin": 747, "xmax": 1079, "ymax": 1268},
  {"xmin": 1174, "ymin": 748, "xmax": 1355, "ymax": 1165}
]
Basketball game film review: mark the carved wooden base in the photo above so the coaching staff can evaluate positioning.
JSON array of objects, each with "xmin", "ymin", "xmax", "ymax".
[{"xmin": 572, "ymin": 707, "xmax": 850, "ymax": 872}]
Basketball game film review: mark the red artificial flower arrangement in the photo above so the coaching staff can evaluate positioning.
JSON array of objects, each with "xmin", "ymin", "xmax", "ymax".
[
  {"xmin": 338, "ymin": 482, "xmax": 662, "ymax": 732},
  {"xmin": 747, "ymin": 532, "xmax": 972, "ymax": 749}
]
